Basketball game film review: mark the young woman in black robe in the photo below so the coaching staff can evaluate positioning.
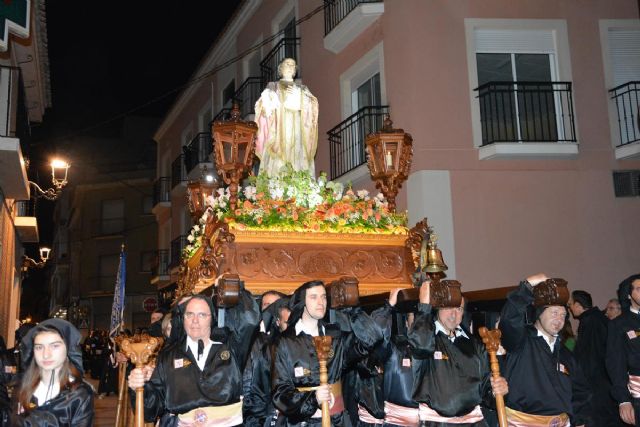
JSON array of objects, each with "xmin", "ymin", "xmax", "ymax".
[{"xmin": 0, "ymin": 318, "xmax": 94, "ymax": 426}]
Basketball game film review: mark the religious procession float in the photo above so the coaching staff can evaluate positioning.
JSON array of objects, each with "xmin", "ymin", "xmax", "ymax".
[{"xmin": 173, "ymin": 57, "xmax": 448, "ymax": 300}]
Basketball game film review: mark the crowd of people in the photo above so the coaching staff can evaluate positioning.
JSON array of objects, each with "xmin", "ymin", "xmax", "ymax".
[{"xmin": 0, "ymin": 273, "xmax": 639, "ymax": 426}]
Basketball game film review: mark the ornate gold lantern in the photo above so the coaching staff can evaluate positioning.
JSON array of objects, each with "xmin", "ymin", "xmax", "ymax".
[
  {"xmin": 186, "ymin": 167, "xmax": 218, "ymax": 221},
  {"xmin": 212, "ymin": 104, "xmax": 258, "ymax": 207},
  {"xmin": 365, "ymin": 115, "xmax": 413, "ymax": 212}
]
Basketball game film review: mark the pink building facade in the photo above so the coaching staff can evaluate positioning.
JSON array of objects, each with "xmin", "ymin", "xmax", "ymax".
[{"xmin": 152, "ymin": 0, "xmax": 640, "ymax": 308}]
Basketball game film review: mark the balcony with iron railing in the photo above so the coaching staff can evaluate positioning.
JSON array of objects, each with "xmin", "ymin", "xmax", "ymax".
[
  {"xmin": 92, "ymin": 218, "xmax": 125, "ymax": 238},
  {"xmin": 609, "ymin": 81, "xmax": 640, "ymax": 159},
  {"xmin": 150, "ymin": 249, "xmax": 170, "ymax": 285},
  {"xmin": 213, "ymin": 102, "xmax": 233, "ymax": 124},
  {"xmin": 328, "ymin": 105, "xmax": 389, "ymax": 180},
  {"xmin": 323, "ymin": 0, "xmax": 384, "ymax": 54},
  {"xmin": 153, "ymin": 177, "xmax": 171, "ymax": 209},
  {"xmin": 184, "ymin": 132, "xmax": 213, "ymax": 176},
  {"xmin": 234, "ymin": 76, "xmax": 264, "ymax": 119},
  {"xmin": 170, "ymin": 154, "xmax": 188, "ymax": 190},
  {"xmin": 260, "ymin": 38, "xmax": 301, "ymax": 84},
  {"xmin": 15, "ymin": 199, "xmax": 39, "ymax": 242},
  {"xmin": 474, "ymin": 81, "xmax": 578, "ymax": 159},
  {"xmin": 169, "ymin": 235, "xmax": 187, "ymax": 269}
]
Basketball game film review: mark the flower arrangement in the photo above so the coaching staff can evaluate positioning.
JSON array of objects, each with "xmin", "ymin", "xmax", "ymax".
[{"xmin": 182, "ymin": 166, "xmax": 408, "ymax": 260}]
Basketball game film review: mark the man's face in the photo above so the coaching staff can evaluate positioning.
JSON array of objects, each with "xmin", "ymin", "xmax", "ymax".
[
  {"xmin": 34, "ymin": 331, "xmax": 67, "ymax": 374},
  {"xmin": 150, "ymin": 312, "xmax": 163, "ymax": 324},
  {"xmin": 277, "ymin": 307, "xmax": 291, "ymax": 332},
  {"xmin": 183, "ymin": 298, "xmax": 212, "ymax": 341},
  {"xmin": 304, "ymin": 285, "xmax": 327, "ymax": 321},
  {"xmin": 536, "ymin": 305, "xmax": 567, "ymax": 337},
  {"xmin": 630, "ymin": 279, "xmax": 640, "ymax": 310},
  {"xmin": 606, "ymin": 301, "xmax": 622, "ymax": 320},
  {"xmin": 437, "ymin": 298, "xmax": 465, "ymax": 334},
  {"xmin": 261, "ymin": 293, "xmax": 281, "ymax": 311},
  {"xmin": 567, "ymin": 298, "xmax": 582, "ymax": 318}
]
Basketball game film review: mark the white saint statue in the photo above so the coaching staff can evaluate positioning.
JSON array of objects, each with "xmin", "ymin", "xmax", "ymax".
[{"xmin": 254, "ymin": 58, "xmax": 319, "ymax": 177}]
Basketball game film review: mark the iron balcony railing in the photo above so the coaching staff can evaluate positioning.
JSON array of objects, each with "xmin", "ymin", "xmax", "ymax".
[
  {"xmin": 609, "ymin": 81, "xmax": 640, "ymax": 147},
  {"xmin": 234, "ymin": 76, "xmax": 264, "ymax": 118},
  {"xmin": 170, "ymin": 154, "xmax": 187, "ymax": 189},
  {"xmin": 92, "ymin": 218, "xmax": 125, "ymax": 237},
  {"xmin": 184, "ymin": 132, "xmax": 213, "ymax": 174},
  {"xmin": 474, "ymin": 81, "xmax": 576, "ymax": 146},
  {"xmin": 16, "ymin": 199, "xmax": 36, "ymax": 217},
  {"xmin": 153, "ymin": 177, "xmax": 171, "ymax": 206},
  {"xmin": 327, "ymin": 105, "xmax": 389, "ymax": 180},
  {"xmin": 151, "ymin": 249, "xmax": 170, "ymax": 278},
  {"xmin": 324, "ymin": 0, "xmax": 383, "ymax": 35},
  {"xmin": 212, "ymin": 106, "xmax": 232, "ymax": 123},
  {"xmin": 169, "ymin": 235, "xmax": 187, "ymax": 268},
  {"xmin": 260, "ymin": 38, "xmax": 301, "ymax": 84}
]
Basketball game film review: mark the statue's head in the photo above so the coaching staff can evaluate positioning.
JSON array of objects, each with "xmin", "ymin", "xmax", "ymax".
[{"xmin": 278, "ymin": 58, "xmax": 297, "ymax": 80}]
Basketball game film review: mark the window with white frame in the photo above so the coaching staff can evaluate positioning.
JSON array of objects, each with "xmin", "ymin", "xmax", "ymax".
[
  {"xmin": 466, "ymin": 20, "xmax": 576, "ymax": 151},
  {"xmin": 331, "ymin": 43, "xmax": 387, "ymax": 180},
  {"xmin": 601, "ymin": 22, "xmax": 640, "ymax": 148}
]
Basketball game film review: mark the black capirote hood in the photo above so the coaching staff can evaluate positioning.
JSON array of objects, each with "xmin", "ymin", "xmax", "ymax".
[{"xmin": 20, "ymin": 318, "xmax": 84, "ymax": 374}]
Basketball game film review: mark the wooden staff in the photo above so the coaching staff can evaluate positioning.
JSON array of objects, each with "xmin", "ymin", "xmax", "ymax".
[
  {"xmin": 312, "ymin": 336, "xmax": 333, "ymax": 427},
  {"xmin": 478, "ymin": 327, "xmax": 507, "ymax": 427},
  {"xmin": 115, "ymin": 360, "xmax": 127, "ymax": 427},
  {"xmin": 120, "ymin": 334, "xmax": 161, "ymax": 427}
]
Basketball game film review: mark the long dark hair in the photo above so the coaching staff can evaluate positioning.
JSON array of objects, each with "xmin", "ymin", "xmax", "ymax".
[{"xmin": 16, "ymin": 325, "xmax": 82, "ymax": 413}]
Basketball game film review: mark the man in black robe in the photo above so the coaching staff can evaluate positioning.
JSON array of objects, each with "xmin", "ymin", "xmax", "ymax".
[
  {"xmin": 243, "ymin": 295, "xmax": 289, "ymax": 427},
  {"xmin": 272, "ymin": 280, "xmax": 383, "ymax": 426},
  {"xmin": 409, "ymin": 281, "xmax": 508, "ymax": 426},
  {"xmin": 607, "ymin": 273, "xmax": 640, "ymax": 426},
  {"xmin": 568, "ymin": 290, "xmax": 621, "ymax": 426},
  {"xmin": 500, "ymin": 273, "xmax": 591, "ymax": 426},
  {"xmin": 128, "ymin": 290, "xmax": 259, "ymax": 426}
]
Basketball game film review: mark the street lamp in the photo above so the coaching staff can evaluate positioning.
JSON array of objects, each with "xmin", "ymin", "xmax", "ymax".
[
  {"xmin": 29, "ymin": 158, "xmax": 70, "ymax": 201},
  {"xmin": 365, "ymin": 115, "xmax": 413, "ymax": 212},
  {"xmin": 21, "ymin": 245, "xmax": 51, "ymax": 276},
  {"xmin": 212, "ymin": 103, "xmax": 257, "ymax": 207}
]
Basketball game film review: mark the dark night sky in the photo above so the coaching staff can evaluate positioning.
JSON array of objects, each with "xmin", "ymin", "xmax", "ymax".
[{"xmin": 21, "ymin": 2, "xmax": 240, "ymax": 319}]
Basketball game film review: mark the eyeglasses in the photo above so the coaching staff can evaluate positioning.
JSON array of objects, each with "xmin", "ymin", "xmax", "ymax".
[{"xmin": 184, "ymin": 312, "xmax": 211, "ymax": 320}]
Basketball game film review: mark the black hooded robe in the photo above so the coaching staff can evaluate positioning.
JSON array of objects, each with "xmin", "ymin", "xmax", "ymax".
[
  {"xmin": 137, "ymin": 289, "xmax": 259, "ymax": 426},
  {"xmin": 0, "ymin": 318, "xmax": 95, "ymax": 427},
  {"xmin": 408, "ymin": 303, "xmax": 491, "ymax": 427}
]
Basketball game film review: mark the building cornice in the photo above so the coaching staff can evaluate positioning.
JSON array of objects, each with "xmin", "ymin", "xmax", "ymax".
[{"xmin": 153, "ymin": 0, "xmax": 263, "ymax": 142}]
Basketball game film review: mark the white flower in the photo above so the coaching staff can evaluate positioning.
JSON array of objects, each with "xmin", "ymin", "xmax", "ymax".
[
  {"xmin": 216, "ymin": 188, "xmax": 225, "ymax": 198},
  {"xmin": 375, "ymin": 193, "xmax": 384, "ymax": 201},
  {"xmin": 187, "ymin": 234, "xmax": 194, "ymax": 242},
  {"xmin": 193, "ymin": 225, "xmax": 200, "ymax": 233},
  {"xmin": 357, "ymin": 189, "xmax": 369, "ymax": 200},
  {"xmin": 243, "ymin": 186, "xmax": 257, "ymax": 201}
]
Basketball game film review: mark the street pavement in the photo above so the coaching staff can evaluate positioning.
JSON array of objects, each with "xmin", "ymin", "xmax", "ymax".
[{"xmin": 86, "ymin": 378, "xmax": 119, "ymax": 426}]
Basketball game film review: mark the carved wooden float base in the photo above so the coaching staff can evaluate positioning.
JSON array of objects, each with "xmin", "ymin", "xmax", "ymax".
[{"xmin": 192, "ymin": 228, "xmax": 414, "ymax": 295}]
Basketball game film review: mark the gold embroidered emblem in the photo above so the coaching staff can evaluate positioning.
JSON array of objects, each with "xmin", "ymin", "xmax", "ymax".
[
  {"xmin": 303, "ymin": 367, "xmax": 311, "ymax": 376},
  {"xmin": 220, "ymin": 350, "xmax": 231, "ymax": 360},
  {"xmin": 183, "ymin": 359, "xmax": 192, "ymax": 368}
]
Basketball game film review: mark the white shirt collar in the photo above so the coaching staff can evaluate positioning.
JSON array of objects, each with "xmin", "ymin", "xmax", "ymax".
[
  {"xmin": 631, "ymin": 307, "xmax": 640, "ymax": 315},
  {"xmin": 186, "ymin": 336, "xmax": 214, "ymax": 371},
  {"xmin": 294, "ymin": 319, "xmax": 325, "ymax": 337},
  {"xmin": 536, "ymin": 328, "xmax": 557, "ymax": 351},
  {"xmin": 434, "ymin": 320, "xmax": 468, "ymax": 342}
]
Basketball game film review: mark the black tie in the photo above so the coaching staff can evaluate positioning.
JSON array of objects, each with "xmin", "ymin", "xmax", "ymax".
[{"xmin": 197, "ymin": 339, "xmax": 204, "ymax": 361}]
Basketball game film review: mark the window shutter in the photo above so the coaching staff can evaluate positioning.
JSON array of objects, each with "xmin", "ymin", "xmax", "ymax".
[
  {"xmin": 475, "ymin": 29, "xmax": 555, "ymax": 54},
  {"xmin": 608, "ymin": 28, "xmax": 640, "ymax": 87}
]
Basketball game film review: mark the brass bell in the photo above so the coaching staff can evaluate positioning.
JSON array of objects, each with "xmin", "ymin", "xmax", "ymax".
[{"xmin": 424, "ymin": 240, "xmax": 448, "ymax": 273}]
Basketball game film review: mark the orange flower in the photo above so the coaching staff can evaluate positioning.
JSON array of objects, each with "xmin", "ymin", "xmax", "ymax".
[
  {"xmin": 375, "ymin": 213, "xmax": 381, "ymax": 222},
  {"xmin": 312, "ymin": 223, "xmax": 320, "ymax": 231},
  {"xmin": 235, "ymin": 209, "xmax": 242, "ymax": 216},
  {"xmin": 243, "ymin": 200, "xmax": 253, "ymax": 210},
  {"xmin": 257, "ymin": 217, "xmax": 263, "ymax": 224},
  {"xmin": 256, "ymin": 192, "xmax": 264, "ymax": 200},
  {"xmin": 292, "ymin": 211, "xmax": 299, "ymax": 221}
]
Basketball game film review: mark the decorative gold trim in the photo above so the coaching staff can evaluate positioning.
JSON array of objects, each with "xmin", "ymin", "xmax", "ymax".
[{"xmin": 230, "ymin": 228, "xmax": 408, "ymax": 245}]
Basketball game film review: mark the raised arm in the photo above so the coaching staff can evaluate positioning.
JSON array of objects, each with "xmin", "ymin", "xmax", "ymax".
[
  {"xmin": 499, "ymin": 274, "xmax": 546, "ymax": 352},
  {"xmin": 407, "ymin": 282, "xmax": 436, "ymax": 359}
]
